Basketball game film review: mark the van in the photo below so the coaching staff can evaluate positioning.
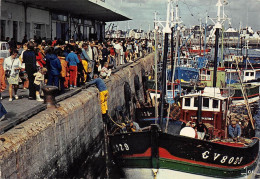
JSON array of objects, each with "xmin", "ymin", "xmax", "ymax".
[{"xmin": 0, "ymin": 42, "xmax": 10, "ymax": 59}]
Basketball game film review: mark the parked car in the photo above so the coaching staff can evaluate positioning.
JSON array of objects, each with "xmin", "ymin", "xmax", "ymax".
[{"xmin": 0, "ymin": 41, "xmax": 9, "ymax": 59}]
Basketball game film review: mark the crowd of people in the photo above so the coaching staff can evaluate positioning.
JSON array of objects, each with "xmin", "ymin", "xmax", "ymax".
[{"xmin": 1, "ymin": 36, "xmax": 154, "ymax": 102}]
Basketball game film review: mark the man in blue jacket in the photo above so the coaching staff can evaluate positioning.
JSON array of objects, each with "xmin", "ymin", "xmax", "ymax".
[
  {"xmin": 228, "ymin": 120, "xmax": 241, "ymax": 141},
  {"xmin": 46, "ymin": 48, "xmax": 62, "ymax": 87},
  {"xmin": 88, "ymin": 74, "xmax": 109, "ymax": 123}
]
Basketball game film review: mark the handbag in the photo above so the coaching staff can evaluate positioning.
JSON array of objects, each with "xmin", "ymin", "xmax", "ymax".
[
  {"xmin": 5, "ymin": 59, "xmax": 15, "ymax": 78},
  {"xmin": 5, "ymin": 70, "xmax": 11, "ymax": 78}
]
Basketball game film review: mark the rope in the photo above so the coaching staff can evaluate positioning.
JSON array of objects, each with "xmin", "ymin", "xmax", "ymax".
[
  {"xmin": 251, "ymin": 137, "xmax": 260, "ymax": 141},
  {"xmin": 108, "ymin": 115, "xmax": 125, "ymax": 128},
  {"xmin": 234, "ymin": 57, "xmax": 255, "ymax": 129}
]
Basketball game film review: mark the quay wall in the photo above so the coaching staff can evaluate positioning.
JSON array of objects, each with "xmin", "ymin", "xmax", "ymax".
[{"xmin": 0, "ymin": 54, "xmax": 154, "ymax": 178}]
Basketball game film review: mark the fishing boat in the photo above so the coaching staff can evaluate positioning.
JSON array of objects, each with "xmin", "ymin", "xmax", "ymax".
[
  {"xmin": 109, "ymin": 86, "xmax": 259, "ymax": 178},
  {"xmin": 109, "ymin": 126, "xmax": 259, "ymax": 178},
  {"xmin": 107, "ymin": 0, "xmax": 259, "ymax": 178},
  {"xmin": 189, "ymin": 45, "xmax": 211, "ymax": 56}
]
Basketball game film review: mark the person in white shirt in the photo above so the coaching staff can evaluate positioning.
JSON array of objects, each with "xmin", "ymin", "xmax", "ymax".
[
  {"xmin": 4, "ymin": 49, "xmax": 22, "ymax": 101},
  {"xmin": 86, "ymin": 42, "xmax": 94, "ymax": 79},
  {"xmin": 100, "ymin": 62, "xmax": 111, "ymax": 79},
  {"xmin": 147, "ymin": 40, "xmax": 153, "ymax": 53},
  {"xmin": 86, "ymin": 43, "xmax": 93, "ymax": 61},
  {"xmin": 114, "ymin": 40, "xmax": 124, "ymax": 66}
]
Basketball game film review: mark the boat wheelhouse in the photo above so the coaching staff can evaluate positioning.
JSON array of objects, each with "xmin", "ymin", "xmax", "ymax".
[{"xmin": 180, "ymin": 87, "xmax": 227, "ymax": 138}]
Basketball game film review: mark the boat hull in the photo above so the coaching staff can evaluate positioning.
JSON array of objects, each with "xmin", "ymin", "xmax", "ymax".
[{"xmin": 109, "ymin": 130, "xmax": 259, "ymax": 178}]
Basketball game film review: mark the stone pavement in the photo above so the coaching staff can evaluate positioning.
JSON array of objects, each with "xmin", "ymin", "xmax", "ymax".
[{"xmin": 0, "ymin": 85, "xmax": 82, "ymax": 133}]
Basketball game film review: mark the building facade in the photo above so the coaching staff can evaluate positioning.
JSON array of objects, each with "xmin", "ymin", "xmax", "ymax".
[{"xmin": 0, "ymin": 0, "xmax": 129, "ymax": 42}]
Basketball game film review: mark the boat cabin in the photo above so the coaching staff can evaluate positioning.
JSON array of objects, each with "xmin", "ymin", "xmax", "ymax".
[
  {"xmin": 145, "ymin": 80, "xmax": 181, "ymax": 105},
  {"xmin": 225, "ymin": 69, "xmax": 256, "ymax": 83},
  {"xmin": 199, "ymin": 67, "xmax": 226, "ymax": 88},
  {"xmin": 224, "ymin": 54, "xmax": 243, "ymax": 63},
  {"xmin": 243, "ymin": 69, "xmax": 256, "ymax": 82},
  {"xmin": 180, "ymin": 87, "xmax": 227, "ymax": 138}
]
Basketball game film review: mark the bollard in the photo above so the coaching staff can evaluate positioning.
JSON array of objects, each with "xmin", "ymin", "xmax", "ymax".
[{"xmin": 42, "ymin": 85, "xmax": 59, "ymax": 108}]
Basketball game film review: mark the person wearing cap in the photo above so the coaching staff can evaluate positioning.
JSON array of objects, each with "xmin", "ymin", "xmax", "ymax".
[{"xmin": 228, "ymin": 120, "xmax": 241, "ymax": 140}]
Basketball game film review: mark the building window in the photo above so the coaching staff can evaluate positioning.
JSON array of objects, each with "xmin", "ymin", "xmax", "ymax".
[
  {"xmin": 200, "ymin": 69, "xmax": 211, "ymax": 81},
  {"xmin": 185, "ymin": 98, "xmax": 191, "ymax": 107},
  {"xmin": 34, "ymin": 24, "xmax": 43, "ymax": 38},
  {"xmin": 213, "ymin": 100, "xmax": 219, "ymax": 109},
  {"xmin": 194, "ymin": 97, "xmax": 198, "ymax": 107},
  {"xmin": 203, "ymin": 98, "xmax": 209, "ymax": 108},
  {"xmin": 1, "ymin": 20, "xmax": 6, "ymax": 41}
]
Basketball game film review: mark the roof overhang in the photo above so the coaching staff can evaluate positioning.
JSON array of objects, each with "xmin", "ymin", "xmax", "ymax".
[{"xmin": 14, "ymin": 0, "xmax": 131, "ymax": 22}]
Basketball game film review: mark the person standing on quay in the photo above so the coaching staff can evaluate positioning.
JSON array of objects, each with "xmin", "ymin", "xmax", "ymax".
[
  {"xmin": 66, "ymin": 45, "xmax": 80, "ymax": 89},
  {"xmin": 4, "ymin": 49, "xmax": 22, "ymax": 101},
  {"xmin": 88, "ymin": 74, "xmax": 109, "ymax": 122},
  {"xmin": 22, "ymin": 41, "xmax": 37, "ymax": 100}
]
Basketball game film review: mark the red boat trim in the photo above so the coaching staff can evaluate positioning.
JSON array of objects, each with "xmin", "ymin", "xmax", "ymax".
[
  {"xmin": 158, "ymin": 147, "xmax": 256, "ymax": 170},
  {"xmin": 122, "ymin": 148, "xmax": 151, "ymax": 158},
  {"xmin": 213, "ymin": 141, "xmax": 244, "ymax": 147},
  {"xmin": 231, "ymin": 93, "xmax": 259, "ymax": 99},
  {"xmin": 122, "ymin": 147, "xmax": 257, "ymax": 170}
]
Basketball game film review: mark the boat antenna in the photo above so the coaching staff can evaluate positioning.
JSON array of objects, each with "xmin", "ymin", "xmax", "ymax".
[{"xmin": 209, "ymin": 0, "xmax": 229, "ymax": 87}]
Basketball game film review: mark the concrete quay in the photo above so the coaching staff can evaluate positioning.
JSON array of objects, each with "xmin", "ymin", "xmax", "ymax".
[{"xmin": 0, "ymin": 53, "xmax": 154, "ymax": 178}]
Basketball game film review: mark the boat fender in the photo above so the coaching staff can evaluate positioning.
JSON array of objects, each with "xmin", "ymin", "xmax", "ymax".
[
  {"xmin": 134, "ymin": 75, "xmax": 140, "ymax": 92},
  {"xmin": 124, "ymin": 82, "xmax": 132, "ymax": 102},
  {"xmin": 180, "ymin": 127, "xmax": 196, "ymax": 138}
]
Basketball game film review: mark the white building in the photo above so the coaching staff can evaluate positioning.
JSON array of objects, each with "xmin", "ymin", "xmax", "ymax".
[{"xmin": 0, "ymin": 0, "xmax": 130, "ymax": 42}]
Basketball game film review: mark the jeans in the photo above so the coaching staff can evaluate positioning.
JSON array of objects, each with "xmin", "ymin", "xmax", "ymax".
[
  {"xmin": 48, "ymin": 74, "xmax": 59, "ymax": 87},
  {"xmin": 88, "ymin": 61, "xmax": 95, "ymax": 79},
  {"xmin": 197, "ymin": 132, "xmax": 205, "ymax": 140}
]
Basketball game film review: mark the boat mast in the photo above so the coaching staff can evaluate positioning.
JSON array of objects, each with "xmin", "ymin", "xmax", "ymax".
[
  {"xmin": 204, "ymin": 13, "xmax": 208, "ymax": 57},
  {"xmin": 199, "ymin": 18, "xmax": 202, "ymax": 56},
  {"xmin": 210, "ymin": 0, "xmax": 222, "ymax": 87},
  {"xmin": 171, "ymin": 0, "xmax": 181, "ymax": 83},
  {"xmin": 154, "ymin": 12, "xmax": 159, "ymax": 121},
  {"xmin": 159, "ymin": 0, "xmax": 171, "ymax": 126},
  {"xmin": 166, "ymin": 0, "xmax": 181, "ymax": 132},
  {"xmin": 209, "ymin": 0, "xmax": 230, "ymax": 86},
  {"xmin": 170, "ymin": 6, "xmax": 175, "ymax": 81},
  {"xmin": 213, "ymin": 20, "xmax": 220, "ymax": 86}
]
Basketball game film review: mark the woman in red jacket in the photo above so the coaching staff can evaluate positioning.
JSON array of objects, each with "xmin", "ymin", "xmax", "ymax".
[{"xmin": 35, "ymin": 48, "xmax": 46, "ymax": 68}]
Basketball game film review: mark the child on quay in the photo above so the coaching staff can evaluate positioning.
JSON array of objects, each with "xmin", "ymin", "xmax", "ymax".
[{"xmin": 33, "ymin": 67, "xmax": 47, "ymax": 101}]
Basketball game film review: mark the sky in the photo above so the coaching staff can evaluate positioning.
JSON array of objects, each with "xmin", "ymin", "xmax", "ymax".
[{"xmin": 106, "ymin": 0, "xmax": 260, "ymax": 32}]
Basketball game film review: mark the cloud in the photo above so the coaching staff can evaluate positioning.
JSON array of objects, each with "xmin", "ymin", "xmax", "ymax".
[{"xmin": 107, "ymin": 0, "xmax": 260, "ymax": 31}]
